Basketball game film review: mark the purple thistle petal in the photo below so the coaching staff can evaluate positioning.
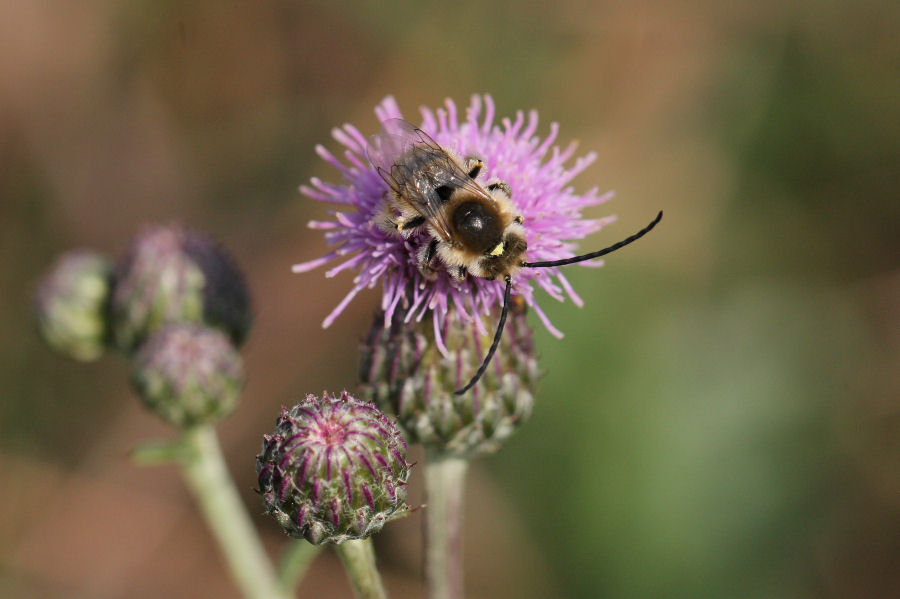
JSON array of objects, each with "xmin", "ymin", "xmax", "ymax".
[
  {"xmin": 556, "ymin": 272, "xmax": 584, "ymax": 308},
  {"xmin": 481, "ymin": 95, "xmax": 496, "ymax": 136},
  {"xmin": 530, "ymin": 301, "xmax": 564, "ymax": 339},
  {"xmin": 315, "ymin": 144, "xmax": 350, "ymax": 174},
  {"xmin": 418, "ymin": 106, "xmax": 438, "ymax": 134},
  {"xmin": 307, "ymin": 220, "xmax": 340, "ymax": 230},
  {"xmin": 331, "ymin": 127, "xmax": 364, "ymax": 156},
  {"xmin": 342, "ymin": 124, "xmax": 371, "ymax": 154},
  {"xmin": 375, "ymin": 96, "xmax": 403, "ymax": 122},
  {"xmin": 292, "ymin": 252, "xmax": 340, "ymax": 273},
  {"xmin": 322, "ymin": 286, "xmax": 364, "ymax": 329},
  {"xmin": 324, "ymin": 253, "xmax": 366, "ymax": 278}
]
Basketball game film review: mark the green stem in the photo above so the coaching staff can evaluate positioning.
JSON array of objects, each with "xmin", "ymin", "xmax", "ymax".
[
  {"xmin": 335, "ymin": 538, "xmax": 389, "ymax": 599},
  {"xmin": 179, "ymin": 425, "xmax": 287, "ymax": 599},
  {"xmin": 278, "ymin": 540, "xmax": 322, "ymax": 594},
  {"xmin": 423, "ymin": 450, "xmax": 469, "ymax": 599}
]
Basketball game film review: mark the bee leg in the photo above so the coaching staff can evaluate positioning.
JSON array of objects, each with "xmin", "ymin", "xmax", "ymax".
[
  {"xmin": 378, "ymin": 216, "xmax": 402, "ymax": 236},
  {"xmin": 455, "ymin": 266, "xmax": 468, "ymax": 280},
  {"xmin": 487, "ymin": 180, "xmax": 512, "ymax": 199},
  {"xmin": 416, "ymin": 239, "xmax": 441, "ymax": 280},
  {"xmin": 464, "ymin": 157, "xmax": 484, "ymax": 179},
  {"xmin": 381, "ymin": 213, "xmax": 427, "ymax": 238},
  {"xmin": 397, "ymin": 215, "xmax": 426, "ymax": 232},
  {"xmin": 419, "ymin": 263, "xmax": 439, "ymax": 280},
  {"xmin": 377, "ymin": 206, "xmax": 407, "ymax": 236},
  {"xmin": 422, "ymin": 238, "xmax": 439, "ymax": 264}
]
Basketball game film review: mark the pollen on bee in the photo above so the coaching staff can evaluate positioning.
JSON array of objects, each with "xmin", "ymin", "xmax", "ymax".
[{"xmin": 489, "ymin": 241, "xmax": 505, "ymax": 256}]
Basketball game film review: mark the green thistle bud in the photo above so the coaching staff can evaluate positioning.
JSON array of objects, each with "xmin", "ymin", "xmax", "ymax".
[
  {"xmin": 110, "ymin": 225, "xmax": 251, "ymax": 354},
  {"xmin": 131, "ymin": 324, "xmax": 243, "ymax": 427},
  {"xmin": 256, "ymin": 391, "xmax": 410, "ymax": 545},
  {"xmin": 34, "ymin": 250, "xmax": 113, "ymax": 361},
  {"xmin": 359, "ymin": 305, "xmax": 540, "ymax": 457}
]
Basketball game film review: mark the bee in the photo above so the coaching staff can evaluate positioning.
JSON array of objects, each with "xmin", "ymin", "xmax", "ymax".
[
  {"xmin": 367, "ymin": 119, "xmax": 662, "ymax": 395},
  {"xmin": 367, "ymin": 118, "xmax": 527, "ymax": 282}
]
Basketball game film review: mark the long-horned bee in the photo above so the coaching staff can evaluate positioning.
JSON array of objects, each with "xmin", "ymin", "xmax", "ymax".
[{"xmin": 367, "ymin": 119, "xmax": 662, "ymax": 395}]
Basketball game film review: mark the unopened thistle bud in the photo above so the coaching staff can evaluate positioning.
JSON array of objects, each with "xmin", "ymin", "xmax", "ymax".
[
  {"xmin": 359, "ymin": 305, "xmax": 540, "ymax": 457},
  {"xmin": 256, "ymin": 391, "xmax": 410, "ymax": 545},
  {"xmin": 34, "ymin": 250, "xmax": 113, "ymax": 361},
  {"xmin": 110, "ymin": 225, "xmax": 251, "ymax": 354},
  {"xmin": 131, "ymin": 324, "xmax": 244, "ymax": 427}
]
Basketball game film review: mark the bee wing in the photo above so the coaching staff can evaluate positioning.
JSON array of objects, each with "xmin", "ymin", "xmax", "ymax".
[
  {"xmin": 367, "ymin": 119, "xmax": 492, "ymax": 242},
  {"xmin": 366, "ymin": 119, "xmax": 417, "ymax": 181}
]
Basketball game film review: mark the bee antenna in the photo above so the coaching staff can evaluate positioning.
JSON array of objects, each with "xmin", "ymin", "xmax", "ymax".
[
  {"xmin": 522, "ymin": 211, "xmax": 663, "ymax": 269},
  {"xmin": 454, "ymin": 276, "xmax": 513, "ymax": 395}
]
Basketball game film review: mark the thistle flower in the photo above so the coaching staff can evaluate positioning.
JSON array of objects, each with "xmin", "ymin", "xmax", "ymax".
[
  {"xmin": 131, "ymin": 324, "xmax": 244, "ymax": 427},
  {"xmin": 34, "ymin": 250, "xmax": 114, "ymax": 361},
  {"xmin": 110, "ymin": 225, "xmax": 251, "ymax": 354},
  {"xmin": 256, "ymin": 391, "xmax": 410, "ymax": 545},
  {"xmin": 293, "ymin": 95, "xmax": 614, "ymax": 341},
  {"xmin": 360, "ymin": 303, "xmax": 539, "ymax": 456}
]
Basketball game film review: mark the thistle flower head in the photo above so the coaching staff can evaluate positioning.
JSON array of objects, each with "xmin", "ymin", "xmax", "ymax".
[
  {"xmin": 34, "ymin": 250, "xmax": 113, "ymax": 361},
  {"xmin": 360, "ymin": 303, "xmax": 539, "ymax": 457},
  {"xmin": 294, "ymin": 95, "xmax": 614, "ymax": 340},
  {"xmin": 110, "ymin": 225, "xmax": 251, "ymax": 354},
  {"xmin": 131, "ymin": 324, "xmax": 244, "ymax": 427},
  {"xmin": 256, "ymin": 391, "xmax": 410, "ymax": 544}
]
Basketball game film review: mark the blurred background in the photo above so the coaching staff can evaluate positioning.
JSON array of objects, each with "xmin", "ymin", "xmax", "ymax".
[{"xmin": 1, "ymin": 1, "xmax": 897, "ymax": 597}]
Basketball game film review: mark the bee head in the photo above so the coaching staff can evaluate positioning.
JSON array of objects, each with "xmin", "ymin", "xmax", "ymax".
[{"xmin": 479, "ymin": 228, "xmax": 527, "ymax": 280}]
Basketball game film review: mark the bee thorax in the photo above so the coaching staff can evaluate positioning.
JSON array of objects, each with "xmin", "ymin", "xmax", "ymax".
[{"xmin": 452, "ymin": 201, "xmax": 503, "ymax": 255}]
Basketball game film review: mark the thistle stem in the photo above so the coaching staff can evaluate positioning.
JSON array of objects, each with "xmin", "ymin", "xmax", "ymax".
[
  {"xmin": 424, "ymin": 450, "xmax": 469, "ymax": 599},
  {"xmin": 278, "ymin": 540, "xmax": 322, "ymax": 594},
  {"xmin": 178, "ymin": 425, "xmax": 287, "ymax": 599},
  {"xmin": 335, "ymin": 538, "xmax": 389, "ymax": 599}
]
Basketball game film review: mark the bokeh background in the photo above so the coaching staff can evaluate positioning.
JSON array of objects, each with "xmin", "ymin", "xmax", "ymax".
[{"xmin": 2, "ymin": 1, "xmax": 897, "ymax": 598}]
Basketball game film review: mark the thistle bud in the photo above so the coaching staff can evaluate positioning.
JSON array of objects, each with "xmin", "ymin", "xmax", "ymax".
[
  {"xmin": 110, "ymin": 225, "xmax": 251, "ymax": 354},
  {"xmin": 359, "ymin": 305, "xmax": 540, "ymax": 457},
  {"xmin": 256, "ymin": 391, "xmax": 410, "ymax": 545},
  {"xmin": 131, "ymin": 324, "xmax": 243, "ymax": 427},
  {"xmin": 34, "ymin": 250, "xmax": 113, "ymax": 361}
]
